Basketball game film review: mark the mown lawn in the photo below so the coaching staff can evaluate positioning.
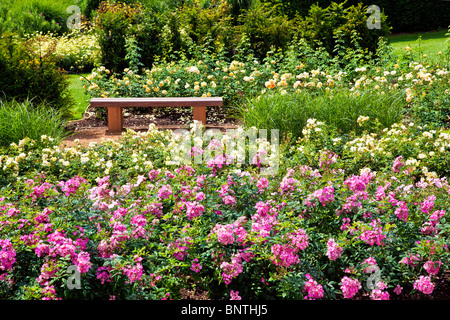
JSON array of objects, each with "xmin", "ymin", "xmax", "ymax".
[
  {"xmin": 67, "ymin": 73, "xmax": 90, "ymax": 120},
  {"xmin": 389, "ymin": 29, "xmax": 449, "ymax": 61}
]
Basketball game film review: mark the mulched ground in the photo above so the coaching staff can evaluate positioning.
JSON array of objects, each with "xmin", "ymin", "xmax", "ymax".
[{"xmin": 63, "ymin": 106, "xmax": 241, "ymax": 147}]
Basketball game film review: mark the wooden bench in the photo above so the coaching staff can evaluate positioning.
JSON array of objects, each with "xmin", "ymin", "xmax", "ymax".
[{"xmin": 89, "ymin": 97, "xmax": 223, "ymax": 134}]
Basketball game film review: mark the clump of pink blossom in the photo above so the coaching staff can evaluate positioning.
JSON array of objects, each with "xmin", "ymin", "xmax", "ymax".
[
  {"xmin": 184, "ymin": 201, "xmax": 205, "ymax": 220},
  {"xmin": 251, "ymin": 200, "xmax": 278, "ymax": 239},
  {"xmin": 0, "ymin": 239, "xmax": 16, "ymax": 271},
  {"xmin": 212, "ymin": 217, "xmax": 248, "ymax": 246},
  {"xmin": 41, "ymin": 284, "xmax": 61, "ymax": 300},
  {"xmin": 190, "ymin": 258, "xmax": 202, "ymax": 273},
  {"xmin": 30, "ymin": 182, "xmax": 55, "ymax": 201},
  {"xmin": 370, "ymin": 281, "xmax": 390, "ymax": 300},
  {"xmin": 344, "ymin": 170, "xmax": 375, "ymax": 193},
  {"xmin": 392, "ymin": 156, "xmax": 404, "ymax": 173},
  {"xmin": 168, "ymin": 237, "xmax": 192, "ymax": 261},
  {"xmin": 288, "ymin": 229, "xmax": 309, "ymax": 251},
  {"xmin": 359, "ymin": 219, "xmax": 386, "ymax": 246},
  {"xmin": 420, "ymin": 195, "xmax": 436, "ymax": 214},
  {"xmin": 271, "ymin": 244, "xmax": 300, "ymax": 267},
  {"xmin": 394, "ymin": 201, "xmax": 409, "ymax": 222},
  {"xmin": 271, "ymin": 229, "xmax": 308, "ymax": 267},
  {"xmin": 256, "ymin": 177, "xmax": 269, "ymax": 193},
  {"xmin": 413, "ymin": 275, "xmax": 434, "ymax": 295},
  {"xmin": 361, "ymin": 257, "xmax": 377, "ymax": 273},
  {"xmin": 96, "ymin": 266, "xmax": 112, "ymax": 284},
  {"xmin": 423, "ymin": 260, "xmax": 441, "ymax": 276},
  {"xmin": 220, "ymin": 254, "xmax": 243, "ymax": 284},
  {"xmin": 340, "ymin": 276, "xmax": 361, "ymax": 299},
  {"xmin": 73, "ymin": 251, "xmax": 91, "ymax": 273},
  {"xmin": 399, "ymin": 253, "xmax": 422, "ymax": 267},
  {"xmin": 303, "ymin": 274, "xmax": 324, "ymax": 300},
  {"xmin": 305, "ymin": 186, "xmax": 335, "ymax": 207},
  {"xmin": 326, "ymin": 238, "xmax": 343, "ymax": 261},
  {"xmin": 123, "ymin": 256, "xmax": 144, "ymax": 283},
  {"xmin": 230, "ymin": 290, "xmax": 242, "ymax": 300},
  {"xmin": 393, "ymin": 284, "xmax": 403, "ymax": 295},
  {"xmin": 158, "ymin": 185, "xmax": 173, "ymax": 200},
  {"xmin": 59, "ymin": 176, "xmax": 87, "ymax": 197},
  {"xmin": 279, "ymin": 176, "xmax": 299, "ymax": 195}
]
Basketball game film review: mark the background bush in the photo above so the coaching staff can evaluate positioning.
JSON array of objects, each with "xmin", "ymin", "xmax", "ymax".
[
  {"xmin": 94, "ymin": 1, "xmax": 163, "ymax": 73},
  {"xmin": 237, "ymin": 3, "xmax": 295, "ymax": 60},
  {"xmin": 260, "ymin": 0, "xmax": 450, "ymax": 33},
  {"xmin": 297, "ymin": 2, "xmax": 390, "ymax": 57},
  {"xmin": 0, "ymin": 0, "xmax": 84, "ymax": 36},
  {"xmin": 0, "ymin": 32, "xmax": 74, "ymax": 118},
  {"xmin": 177, "ymin": 0, "xmax": 237, "ymax": 59},
  {"xmin": 90, "ymin": 0, "xmax": 391, "ymax": 73}
]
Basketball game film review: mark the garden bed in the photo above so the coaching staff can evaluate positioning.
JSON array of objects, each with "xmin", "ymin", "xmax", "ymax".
[{"xmin": 1, "ymin": 120, "xmax": 449, "ymax": 300}]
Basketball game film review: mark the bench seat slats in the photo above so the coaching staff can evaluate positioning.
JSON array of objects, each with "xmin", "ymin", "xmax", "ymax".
[
  {"xmin": 90, "ymin": 97, "xmax": 223, "ymax": 108},
  {"xmin": 89, "ymin": 97, "xmax": 223, "ymax": 134}
]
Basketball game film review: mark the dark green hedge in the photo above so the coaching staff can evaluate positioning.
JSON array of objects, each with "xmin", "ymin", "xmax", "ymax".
[{"xmin": 261, "ymin": 0, "xmax": 450, "ymax": 32}]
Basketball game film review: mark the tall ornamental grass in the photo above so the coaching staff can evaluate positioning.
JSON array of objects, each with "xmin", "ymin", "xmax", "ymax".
[
  {"xmin": 0, "ymin": 99, "xmax": 68, "ymax": 147},
  {"xmin": 239, "ymin": 89, "xmax": 405, "ymax": 140}
]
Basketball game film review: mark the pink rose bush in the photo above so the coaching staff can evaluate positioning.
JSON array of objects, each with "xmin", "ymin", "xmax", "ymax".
[{"xmin": 0, "ymin": 122, "xmax": 449, "ymax": 300}]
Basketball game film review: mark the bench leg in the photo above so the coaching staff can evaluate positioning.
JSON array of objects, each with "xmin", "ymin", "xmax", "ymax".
[
  {"xmin": 106, "ymin": 106, "xmax": 124, "ymax": 135},
  {"xmin": 193, "ymin": 106, "xmax": 206, "ymax": 125}
]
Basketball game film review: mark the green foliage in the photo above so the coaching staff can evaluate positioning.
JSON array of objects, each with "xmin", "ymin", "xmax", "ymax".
[
  {"xmin": 0, "ymin": 99, "xmax": 68, "ymax": 148},
  {"xmin": 94, "ymin": 1, "xmax": 140, "ymax": 73},
  {"xmin": 177, "ymin": 0, "xmax": 237, "ymax": 59},
  {"xmin": 260, "ymin": 0, "xmax": 331, "ymax": 18},
  {"xmin": 297, "ymin": 2, "xmax": 390, "ymax": 57},
  {"xmin": 237, "ymin": 3, "xmax": 295, "ymax": 60},
  {"xmin": 0, "ymin": 32, "xmax": 74, "ymax": 118},
  {"xmin": 239, "ymin": 89, "xmax": 405, "ymax": 141},
  {"xmin": 94, "ymin": 1, "xmax": 163, "ymax": 73},
  {"xmin": 261, "ymin": 0, "xmax": 450, "ymax": 33},
  {"xmin": 0, "ymin": 0, "xmax": 85, "ymax": 36},
  {"xmin": 411, "ymin": 80, "xmax": 450, "ymax": 128}
]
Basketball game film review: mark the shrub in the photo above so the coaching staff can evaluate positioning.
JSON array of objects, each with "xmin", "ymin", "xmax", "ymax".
[
  {"xmin": 286, "ymin": 116, "xmax": 450, "ymax": 179},
  {"xmin": 132, "ymin": 8, "xmax": 164, "ymax": 68},
  {"xmin": 259, "ymin": 0, "xmax": 332, "ymax": 18},
  {"xmin": 94, "ymin": 1, "xmax": 142, "ymax": 73},
  {"xmin": 93, "ymin": 1, "xmax": 163, "ymax": 73},
  {"xmin": 25, "ymin": 28, "xmax": 101, "ymax": 73},
  {"xmin": 0, "ymin": 32, "xmax": 74, "ymax": 118},
  {"xmin": 177, "ymin": 0, "xmax": 237, "ymax": 59},
  {"xmin": 260, "ymin": 0, "xmax": 450, "ymax": 33},
  {"xmin": 297, "ymin": 2, "xmax": 390, "ymax": 57},
  {"xmin": 0, "ymin": 99, "xmax": 67, "ymax": 148},
  {"xmin": 0, "ymin": 0, "xmax": 77, "ymax": 36},
  {"xmin": 237, "ymin": 3, "xmax": 295, "ymax": 60}
]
